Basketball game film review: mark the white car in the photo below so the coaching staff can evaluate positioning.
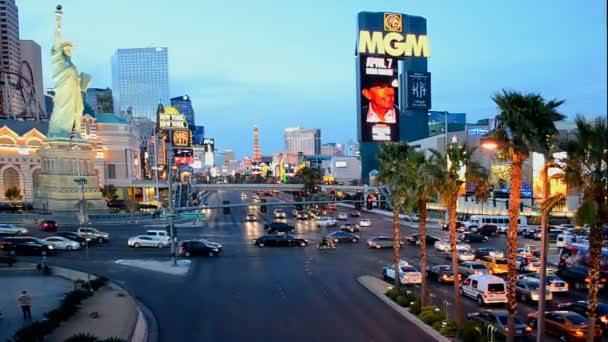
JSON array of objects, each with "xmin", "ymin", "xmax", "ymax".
[
  {"xmin": 128, "ymin": 235, "xmax": 168, "ymax": 248},
  {"xmin": 43, "ymin": 236, "xmax": 80, "ymax": 250},
  {"xmin": 517, "ymin": 272, "xmax": 569, "ymax": 293},
  {"xmin": 337, "ymin": 213, "xmax": 348, "ymax": 221},
  {"xmin": 382, "ymin": 260, "xmax": 422, "ymax": 284},
  {"xmin": 316, "ymin": 216, "xmax": 337, "ymax": 228},
  {"xmin": 434, "ymin": 240, "xmax": 471, "ymax": 253},
  {"xmin": 515, "ymin": 256, "xmax": 541, "ymax": 272},
  {"xmin": 359, "ymin": 219, "xmax": 372, "ymax": 227},
  {"xmin": 446, "ymin": 250, "xmax": 475, "ymax": 262},
  {"xmin": 0, "ymin": 223, "xmax": 29, "ymax": 236}
]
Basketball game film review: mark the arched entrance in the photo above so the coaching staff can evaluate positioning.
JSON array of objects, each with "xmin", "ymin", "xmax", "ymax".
[{"xmin": 3, "ymin": 167, "xmax": 22, "ymax": 200}]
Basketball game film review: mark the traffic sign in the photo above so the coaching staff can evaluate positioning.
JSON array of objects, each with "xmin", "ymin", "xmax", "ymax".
[
  {"xmin": 160, "ymin": 214, "xmax": 176, "ymax": 218},
  {"xmin": 179, "ymin": 213, "xmax": 206, "ymax": 219}
]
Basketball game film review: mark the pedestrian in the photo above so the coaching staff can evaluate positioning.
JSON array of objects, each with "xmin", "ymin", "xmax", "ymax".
[{"xmin": 18, "ymin": 290, "xmax": 31, "ymax": 319}]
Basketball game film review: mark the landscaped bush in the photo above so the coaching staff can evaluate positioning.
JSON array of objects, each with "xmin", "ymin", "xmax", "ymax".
[
  {"xmin": 439, "ymin": 319, "xmax": 458, "ymax": 337},
  {"xmin": 64, "ymin": 333, "xmax": 99, "ymax": 342},
  {"xmin": 460, "ymin": 320, "xmax": 486, "ymax": 342},
  {"xmin": 88, "ymin": 276, "xmax": 109, "ymax": 291},
  {"xmin": 395, "ymin": 295, "xmax": 410, "ymax": 307},
  {"xmin": 11, "ymin": 319, "xmax": 56, "ymax": 342},
  {"xmin": 419, "ymin": 306, "xmax": 444, "ymax": 325},
  {"xmin": 386, "ymin": 288, "xmax": 400, "ymax": 300},
  {"xmin": 409, "ymin": 298, "xmax": 422, "ymax": 315}
]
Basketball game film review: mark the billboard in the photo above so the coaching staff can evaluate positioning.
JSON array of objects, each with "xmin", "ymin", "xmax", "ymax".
[
  {"xmin": 171, "ymin": 130, "xmax": 191, "ymax": 147},
  {"xmin": 203, "ymin": 138, "xmax": 215, "ymax": 167},
  {"xmin": 174, "ymin": 148, "xmax": 193, "ymax": 165},
  {"xmin": 356, "ymin": 12, "xmax": 431, "ymax": 144},
  {"xmin": 359, "ymin": 56, "xmax": 399, "ymax": 142}
]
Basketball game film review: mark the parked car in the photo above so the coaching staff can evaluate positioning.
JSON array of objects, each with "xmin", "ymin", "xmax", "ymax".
[
  {"xmin": 359, "ymin": 219, "xmax": 372, "ymax": 227},
  {"xmin": 326, "ymin": 231, "xmax": 360, "ymax": 243},
  {"xmin": 56, "ymin": 232, "xmax": 88, "ymax": 246},
  {"xmin": 467, "ymin": 310, "xmax": 532, "ymax": 339},
  {"xmin": 557, "ymin": 301, "xmax": 608, "ymax": 332},
  {"xmin": 427, "ymin": 265, "xmax": 457, "ymax": 284},
  {"xmin": 382, "ymin": 260, "xmax": 422, "ymax": 284},
  {"xmin": 39, "ymin": 220, "xmax": 59, "ymax": 232},
  {"xmin": 367, "ymin": 236, "xmax": 400, "ymax": 249},
  {"xmin": 128, "ymin": 235, "xmax": 168, "ymax": 248},
  {"xmin": 43, "ymin": 236, "xmax": 80, "ymax": 250},
  {"xmin": 0, "ymin": 237, "xmax": 55, "ymax": 256},
  {"xmin": 316, "ymin": 216, "xmax": 337, "ymax": 228},
  {"xmin": 179, "ymin": 239, "xmax": 222, "ymax": 256},
  {"xmin": 459, "ymin": 232, "xmax": 488, "ymax": 243},
  {"xmin": 556, "ymin": 267, "xmax": 607, "ymax": 290},
  {"xmin": 253, "ymin": 235, "xmax": 307, "ymax": 248},
  {"xmin": 515, "ymin": 256, "xmax": 541, "ymax": 272},
  {"xmin": 0, "ymin": 224, "xmax": 29, "ymax": 236},
  {"xmin": 459, "ymin": 261, "xmax": 491, "ymax": 277},
  {"xmin": 76, "ymin": 227, "xmax": 109, "ymax": 243},
  {"xmin": 515, "ymin": 280, "xmax": 553, "ymax": 302},
  {"xmin": 518, "ymin": 272, "xmax": 569, "ymax": 293},
  {"xmin": 474, "ymin": 224, "xmax": 498, "ymax": 236},
  {"xmin": 337, "ymin": 213, "xmax": 348, "ymax": 220},
  {"xmin": 476, "ymin": 256, "xmax": 508, "ymax": 275},
  {"xmin": 527, "ymin": 311, "xmax": 603, "ymax": 341},
  {"xmin": 264, "ymin": 222, "xmax": 295, "ymax": 234},
  {"xmin": 460, "ymin": 274, "xmax": 508, "ymax": 305},
  {"xmin": 473, "ymin": 247, "xmax": 504, "ymax": 259},
  {"xmin": 350, "ymin": 211, "xmax": 361, "ymax": 217},
  {"xmin": 340, "ymin": 223, "xmax": 360, "ymax": 233},
  {"xmin": 295, "ymin": 211, "xmax": 310, "ymax": 220},
  {"xmin": 0, "ymin": 254, "xmax": 16, "ymax": 266},
  {"xmin": 246, "ymin": 213, "xmax": 256, "ymax": 222}
]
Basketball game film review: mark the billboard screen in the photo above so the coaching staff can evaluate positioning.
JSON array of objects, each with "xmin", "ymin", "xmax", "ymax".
[
  {"xmin": 406, "ymin": 72, "xmax": 431, "ymax": 109},
  {"xmin": 171, "ymin": 130, "xmax": 191, "ymax": 147},
  {"xmin": 359, "ymin": 55, "xmax": 399, "ymax": 142}
]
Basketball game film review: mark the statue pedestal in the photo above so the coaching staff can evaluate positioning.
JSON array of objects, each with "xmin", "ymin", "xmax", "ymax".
[{"xmin": 33, "ymin": 139, "xmax": 107, "ymax": 212}]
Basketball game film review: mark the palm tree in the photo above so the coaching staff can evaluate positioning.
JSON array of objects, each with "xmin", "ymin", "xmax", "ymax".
[
  {"xmin": 296, "ymin": 166, "xmax": 322, "ymax": 200},
  {"xmin": 561, "ymin": 116, "xmax": 607, "ymax": 341},
  {"xmin": 378, "ymin": 142, "xmax": 414, "ymax": 288},
  {"xmin": 429, "ymin": 142, "xmax": 487, "ymax": 328},
  {"xmin": 488, "ymin": 90, "xmax": 565, "ymax": 341}
]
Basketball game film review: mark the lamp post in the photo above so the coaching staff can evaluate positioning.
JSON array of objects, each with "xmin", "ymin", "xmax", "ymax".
[{"xmin": 167, "ymin": 141, "xmax": 177, "ymax": 266}]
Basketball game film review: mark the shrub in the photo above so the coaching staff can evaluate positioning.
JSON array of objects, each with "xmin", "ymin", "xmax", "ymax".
[
  {"xmin": 409, "ymin": 298, "xmax": 422, "ymax": 315},
  {"xmin": 439, "ymin": 319, "xmax": 458, "ymax": 337},
  {"xmin": 460, "ymin": 320, "xmax": 485, "ymax": 342},
  {"xmin": 395, "ymin": 295, "xmax": 410, "ymax": 307},
  {"xmin": 12, "ymin": 319, "xmax": 55, "ymax": 342},
  {"xmin": 103, "ymin": 338, "xmax": 127, "ymax": 342},
  {"xmin": 64, "ymin": 333, "xmax": 99, "ymax": 342},
  {"xmin": 386, "ymin": 288, "xmax": 400, "ymax": 300},
  {"xmin": 419, "ymin": 306, "xmax": 444, "ymax": 325},
  {"xmin": 89, "ymin": 276, "xmax": 109, "ymax": 291}
]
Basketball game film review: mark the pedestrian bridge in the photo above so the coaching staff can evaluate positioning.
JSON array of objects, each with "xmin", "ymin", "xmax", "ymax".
[{"xmin": 130, "ymin": 181, "xmax": 369, "ymax": 193}]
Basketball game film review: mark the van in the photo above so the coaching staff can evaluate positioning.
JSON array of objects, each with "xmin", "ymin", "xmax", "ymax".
[
  {"xmin": 146, "ymin": 230, "xmax": 170, "ymax": 244},
  {"xmin": 466, "ymin": 215, "xmax": 529, "ymax": 233},
  {"xmin": 460, "ymin": 274, "xmax": 508, "ymax": 305}
]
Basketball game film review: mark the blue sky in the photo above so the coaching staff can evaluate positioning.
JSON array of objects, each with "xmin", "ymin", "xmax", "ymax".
[{"xmin": 20, "ymin": 1, "xmax": 607, "ymax": 158}]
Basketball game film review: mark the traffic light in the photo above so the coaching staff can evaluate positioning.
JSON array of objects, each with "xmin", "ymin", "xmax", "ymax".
[
  {"xmin": 366, "ymin": 195, "xmax": 373, "ymax": 210},
  {"xmin": 260, "ymin": 198, "xmax": 267, "ymax": 213},
  {"xmin": 223, "ymin": 200, "xmax": 230, "ymax": 215}
]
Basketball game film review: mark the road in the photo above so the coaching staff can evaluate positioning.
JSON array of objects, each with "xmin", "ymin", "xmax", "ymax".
[{"xmin": 15, "ymin": 190, "xmax": 608, "ymax": 341}]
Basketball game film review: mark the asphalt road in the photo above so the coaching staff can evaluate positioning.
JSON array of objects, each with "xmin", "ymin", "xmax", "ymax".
[{"xmin": 16, "ymin": 191, "xmax": 608, "ymax": 341}]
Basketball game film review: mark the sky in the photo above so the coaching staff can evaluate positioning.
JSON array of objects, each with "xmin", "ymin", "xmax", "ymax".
[{"xmin": 19, "ymin": 0, "xmax": 607, "ymax": 158}]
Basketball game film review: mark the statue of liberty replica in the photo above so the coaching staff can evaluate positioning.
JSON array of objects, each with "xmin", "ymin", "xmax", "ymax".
[{"xmin": 34, "ymin": 5, "xmax": 106, "ymax": 215}]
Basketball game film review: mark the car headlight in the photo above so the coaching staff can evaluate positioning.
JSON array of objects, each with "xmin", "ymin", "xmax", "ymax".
[
  {"xmin": 212, "ymin": 248, "xmax": 219, "ymax": 252},
  {"xmin": 48, "ymin": 245, "xmax": 54, "ymax": 249}
]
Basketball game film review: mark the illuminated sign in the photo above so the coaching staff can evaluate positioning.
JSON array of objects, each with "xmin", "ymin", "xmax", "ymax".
[
  {"xmin": 384, "ymin": 13, "xmax": 402, "ymax": 32},
  {"xmin": 174, "ymin": 148, "xmax": 193, "ymax": 165},
  {"xmin": 171, "ymin": 130, "xmax": 191, "ymax": 147},
  {"xmin": 358, "ymin": 31, "xmax": 430, "ymax": 58},
  {"xmin": 406, "ymin": 72, "xmax": 431, "ymax": 109},
  {"xmin": 335, "ymin": 161, "xmax": 348, "ymax": 168},
  {"xmin": 467, "ymin": 127, "xmax": 489, "ymax": 136}
]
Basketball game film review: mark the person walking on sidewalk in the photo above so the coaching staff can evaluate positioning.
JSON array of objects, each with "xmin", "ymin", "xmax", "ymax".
[{"xmin": 18, "ymin": 290, "xmax": 31, "ymax": 319}]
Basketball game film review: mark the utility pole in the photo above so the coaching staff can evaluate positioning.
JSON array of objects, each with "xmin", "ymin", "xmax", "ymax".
[{"xmin": 167, "ymin": 140, "xmax": 177, "ymax": 266}]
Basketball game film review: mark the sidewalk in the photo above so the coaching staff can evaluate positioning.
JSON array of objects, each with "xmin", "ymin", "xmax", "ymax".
[{"xmin": 46, "ymin": 283, "xmax": 138, "ymax": 342}]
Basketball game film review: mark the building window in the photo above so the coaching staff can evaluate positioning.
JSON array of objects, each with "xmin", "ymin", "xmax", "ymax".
[
  {"xmin": 85, "ymin": 123, "xmax": 91, "ymax": 136},
  {"xmin": 3, "ymin": 167, "xmax": 20, "ymax": 200},
  {"xmin": 107, "ymin": 164, "xmax": 116, "ymax": 179}
]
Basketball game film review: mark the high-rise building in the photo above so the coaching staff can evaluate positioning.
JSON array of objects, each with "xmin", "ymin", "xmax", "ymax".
[
  {"xmin": 0, "ymin": 0, "xmax": 22, "ymax": 117},
  {"xmin": 84, "ymin": 88, "xmax": 113, "ymax": 114},
  {"xmin": 19, "ymin": 40, "xmax": 44, "ymax": 119},
  {"xmin": 191, "ymin": 125, "xmax": 205, "ymax": 145},
  {"xmin": 170, "ymin": 95, "xmax": 194, "ymax": 128},
  {"xmin": 344, "ymin": 139, "xmax": 359, "ymax": 157},
  {"xmin": 284, "ymin": 127, "xmax": 321, "ymax": 157},
  {"xmin": 321, "ymin": 143, "xmax": 337, "ymax": 156},
  {"xmin": 221, "ymin": 150, "xmax": 236, "ymax": 166},
  {"xmin": 111, "ymin": 47, "xmax": 169, "ymax": 121},
  {"xmin": 253, "ymin": 125, "xmax": 261, "ymax": 163}
]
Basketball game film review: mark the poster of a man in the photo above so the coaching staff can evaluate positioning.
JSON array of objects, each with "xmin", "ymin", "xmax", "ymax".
[{"xmin": 362, "ymin": 79, "xmax": 398, "ymax": 124}]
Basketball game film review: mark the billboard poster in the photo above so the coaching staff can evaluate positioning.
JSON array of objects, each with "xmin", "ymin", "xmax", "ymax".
[
  {"xmin": 406, "ymin": 72, "xmax": 431, "ymax": 109},
  {"xmin": 359, "ymin": 55, "xmax": 399, "ymax": 142},
  {"xmin": 171, "ymin": 130, "xmax": 191, "ymax": 147}
]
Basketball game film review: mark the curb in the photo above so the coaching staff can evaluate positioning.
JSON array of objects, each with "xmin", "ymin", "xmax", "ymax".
[{"xmin": 357, "ymin": 275, "xmax": 452, "ymax": 342}]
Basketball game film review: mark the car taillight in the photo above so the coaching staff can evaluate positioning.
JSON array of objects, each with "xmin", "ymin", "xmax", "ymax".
[
  {"xmin": 525, "ymin": 326, "xmax": 532, "ymax": 333},
  {"xmin": 600, "ymin": 316, "xmax": 608, "ymax": 324},
  {"xmin": 179, "ymin": 247, "xmax": 184, "ymax": 254},
  {"xmin": 601, "ymin": 278, "xmax": 607, "ymax": 283},
  {"xmin": 574, "ymin": 330, "xmax": 584, "ymax": 337},
  {"xmin": 585, "ymin": 277, "xmax": 591, "ymax": 283}
]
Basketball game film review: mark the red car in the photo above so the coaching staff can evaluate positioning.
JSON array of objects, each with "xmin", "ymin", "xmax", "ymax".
[{"xmin": 40, "ymin": 220, "xmax": 58, "ymax": 232}]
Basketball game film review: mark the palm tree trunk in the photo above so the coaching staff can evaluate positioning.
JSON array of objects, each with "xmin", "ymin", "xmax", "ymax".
[
  {"xmin": 506, "ymin": 155, "xmax": 523, "ymax": 342},
  {"xmin": 418, "ymin": 199, "xmax": 428, "ymax": 306},
  {"xmin": 393, "ymin": 197, "xmax": 401, "ymax": 288},
  {"xmin": 586, "ymin": 222, "xmax": 603, "ymax": 341},
  {"xmin": 448, "ymin": 195, "xmax": 463, "ymax": 327}
]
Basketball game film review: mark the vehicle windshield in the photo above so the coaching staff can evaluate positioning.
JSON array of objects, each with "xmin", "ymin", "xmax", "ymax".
[
  {"xmin": 488, "ymin": 283, "xmax": 505, "ymax": 292},
  {"xmin": 495, "ymin": 259, "xmax": 507, "ymax": 265},
  {"xmin": 496, "ymin": 315, "xmax": 523, "ymax": 325},
  {"xmin": 566, "ymin": 314, "xmax": 587, "ymax": 325},
  {"xmin": 401, "ymin": 266, "xmax": 417, "ymax": 272},
  {"xmin": 471, "ymin": 264, "xmax": 486, "ymax": 269},
  {"xmin": 437, "ymin": 266, "xmax": 452, "ymax": 271}
]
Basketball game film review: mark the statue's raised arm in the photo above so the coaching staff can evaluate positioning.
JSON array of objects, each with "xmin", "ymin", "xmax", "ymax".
[{"xmin": 54, "ymin": 5, "xmax": 63, "ymax": 50}]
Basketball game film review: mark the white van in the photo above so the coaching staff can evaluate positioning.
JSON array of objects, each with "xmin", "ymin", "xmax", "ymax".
[
  {"xmin": 460, "ymin": 274, "xmax": 508, "ymax": 305},
  {"xmin": 466, "ymin": 215, "xmax": 529, "ymax": 233},
  {"xmin": 146, "ymin": 230, "xmax": 170, "ymax": 244}
]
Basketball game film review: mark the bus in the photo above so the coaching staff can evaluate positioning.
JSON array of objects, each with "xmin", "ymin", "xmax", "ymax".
[{"xmin": 466, "ymin": 215, "xmax": 530, "ymax": 233}]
